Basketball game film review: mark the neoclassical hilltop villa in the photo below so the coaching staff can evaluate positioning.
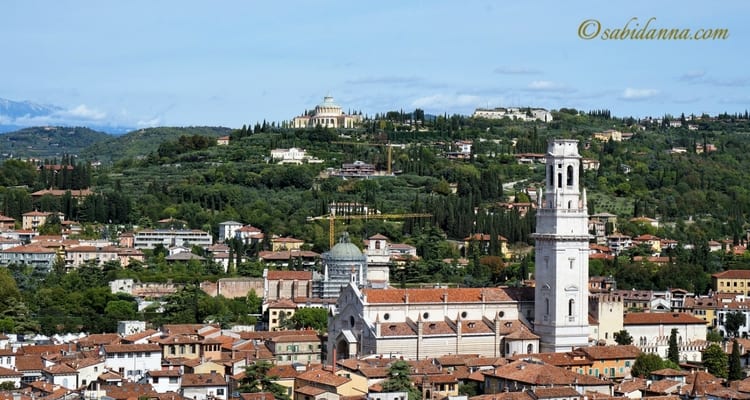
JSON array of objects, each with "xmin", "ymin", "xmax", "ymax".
[{"xmin": 292, "ymin": 95, "xmax": 362, "ymax": 129}]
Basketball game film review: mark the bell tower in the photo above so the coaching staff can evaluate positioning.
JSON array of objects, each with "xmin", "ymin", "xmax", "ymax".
[{"xmin": 533, "ymin": 139, "xmax": 591, "ymax": 352}]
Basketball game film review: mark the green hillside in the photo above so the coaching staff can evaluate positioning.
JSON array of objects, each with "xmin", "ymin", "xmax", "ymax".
[
  {"xmin": 80, "ymin": 126, "xmax": 232, "ymax": 163},
  {"xmin": 0, "ymin": 126, "xmax": 110, "ymax": 159}
]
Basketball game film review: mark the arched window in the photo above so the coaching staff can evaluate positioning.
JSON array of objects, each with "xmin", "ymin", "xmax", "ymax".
[
  {"xmin": 548, "ymin": 165, "xmax": 554, "ymax": 186},
  {"xmin": 568, "ymin": 299, "xmax": 575, "ymax": 317},
  {"xmin": 527, "ymin": 344, "xmax": 533, "ymax": 354},
  {"xmin": 567, "ymin": 165, "xmax": 574, "ymax": 186},
  {"xmin": 545, "ymin": 298, "xmax": 550, "ymax": 315}
]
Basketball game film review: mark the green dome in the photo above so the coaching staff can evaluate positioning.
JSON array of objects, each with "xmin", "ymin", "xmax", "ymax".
[{"xmin": 327, "ymin": 232, "xmax": 365, "ymax": 260}]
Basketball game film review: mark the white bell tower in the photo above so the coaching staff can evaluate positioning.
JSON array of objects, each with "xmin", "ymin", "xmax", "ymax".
[{"xmin": 533, "ymin": 139, "xmax": 591, "ymax": 352}]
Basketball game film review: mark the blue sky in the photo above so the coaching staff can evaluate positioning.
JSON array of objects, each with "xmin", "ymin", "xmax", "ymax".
[{"xmin": 1, "ymin": 0, "xmax": 748, "ymax": 129}]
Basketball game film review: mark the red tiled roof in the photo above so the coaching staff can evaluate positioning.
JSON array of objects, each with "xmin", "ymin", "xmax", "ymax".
[
  {"xmin": 364, "ymin": 287, "xmax": 513, "ymax": 304},
  {"xmin": 577, "ymin": 345, "xmax": 641, "ymax": 360},
  {"xmin": 0, "ymin": 366, "xmax": 22, "ymax": 377},
  {"xmin": 15, "ymin": 354, "xmax": 44, "ymax": 371},
  {"xmin": 181, "ymin": 372, "xmax": 226, "ymax": 387},
  {"xmin": 296, "ymin": 367, "xmax": 350, "ymax": 387},
  {"xmin": 713, "ymin": 270, "xmax": 750, "ymax": 279},
  {"xmin": 266, "ymin": 270, "xmax": 313, "ymax": 280},
  {"xmin": 463, "ymin": 233, "xmax": 508, "ymax": 242},
  {"xmin": 486, "ymin": 360, "xmax": 609, "ymax": 386},
  {"xmin": 624, "ymin": 312, "xmax": 706, "ymax": 325},
  {"xmin": 104, "ymin": 343, "xmax": 161, "ymax": 353}
]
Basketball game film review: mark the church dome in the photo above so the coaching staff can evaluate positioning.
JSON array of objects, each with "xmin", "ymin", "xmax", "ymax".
[
  {"xmin": 327, "ymin": 232, "xmax": 365, "ymax": 260},
  {"xmin": 315, "ymin": 95, "xmax": 343, "ymax": 116}
]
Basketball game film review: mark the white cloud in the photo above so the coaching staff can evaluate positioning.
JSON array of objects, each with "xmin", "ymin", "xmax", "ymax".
[
  {"xmin": 621, "ymin": 88, "xmax": 659, "ymax": 100},
  {"xmin": 136, "ymin": 117, "xmax": 161, "ymax": 127},
  {"xmin": 411, "ymin": 93, "xmax": 482, "ymax": 110},
  {"xmin": 679, "ymin": 70, "xmax": 706, "ymax": 81},
  {"xmin": 58, "ymin": 104, "xmax": 106, "ymax": 120},
  {"xmin": 526, "ymin": 80, "xmax": 573, "ymax": 93},
  {"xmin": 494, "ymin": 66, "xmax": 542, "ymax": 75}
]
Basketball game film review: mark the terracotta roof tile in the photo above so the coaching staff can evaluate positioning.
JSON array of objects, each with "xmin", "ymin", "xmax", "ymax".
[
  {"xmin": 577, "ymin": 345, "xmax": 641, "ymax": 360},
  {"xmin": 624, "ymin": 312, "xmax": 706, "ymax": 325},
  {"xmin": 713, "ymin": 270, "xmax": 750, "ymax": 279},
  {"xmin": 533, "ymin": 387, "xmax": 582, "ymax": 398},
  {"xmin": 296, "ymin": 367, "xmax": 350, "ymax": 387},
  {"xmin": 104, "ymin": 343, "xmax": 161, "ymax": 353},
  {"xmin": 364, "ymin": 287, "xmax": 514, "ymax": 304},
  {"xmin": 487, "ymin": 360, "xmax": 608, "ymax": 386},
  {"xmin": 180, "ymin": 372, "xmax": 226, "ymax": 387}
]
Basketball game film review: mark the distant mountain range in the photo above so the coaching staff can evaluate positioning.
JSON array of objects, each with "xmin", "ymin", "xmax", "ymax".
[{"xmin": 0, "ymin": 97, "xmax": 133, "ymax": 134}]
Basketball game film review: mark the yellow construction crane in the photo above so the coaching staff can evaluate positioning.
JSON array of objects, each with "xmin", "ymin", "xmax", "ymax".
[
  {"xmin": 307, "ymin": 212, "xmax": 432, "ymax": 248},
  {"xmin": 332, "ymin": 141, "xmax": 394, "ymax": 175}
]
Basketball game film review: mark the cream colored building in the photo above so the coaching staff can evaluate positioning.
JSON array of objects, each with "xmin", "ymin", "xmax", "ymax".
[{"xmin": 292, "ymin": 95, "xmax": 362, "ymax": 129}]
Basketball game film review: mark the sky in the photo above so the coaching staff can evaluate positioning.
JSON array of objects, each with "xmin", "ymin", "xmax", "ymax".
[{"xmin": 1, "ymin": 0, "xmax": 748, "ymax": 129}]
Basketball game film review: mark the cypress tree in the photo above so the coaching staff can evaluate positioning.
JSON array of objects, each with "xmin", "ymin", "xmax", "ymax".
[
  {"xmin": 667, "ymin": 328, "xmax": 680, "ymax": 365},
  {"xmin": 729, "ymin": 339, "xmax": 743, "ymax": 381}
]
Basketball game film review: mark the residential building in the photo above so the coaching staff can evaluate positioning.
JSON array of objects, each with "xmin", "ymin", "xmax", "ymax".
[
  {"xmin": 22, "ymin": 211, "xmax": 51, "ymax": 230},
  {"xmin": 218, "ymin": 221, "xmax": 244, "ymax": 242},
  {"xmin": 267, "ymin": 299, "xmax": 297, "ymax": 331},
  {"xmin": 266, "ymin": 333, "xmax": 324, "ymax": 365},
  {"xmin": 269, "ymin": 147, "xmax": 322, "ymax": 164},
  {"xmin": 180, "ymin": 372, "xmax": 228, "ymax": 400},
  {"xmin": 133, "ymin": 229, "xmax": 213, "ymax": 249},
  {"xmin": 0, "ymin": 244, "xmax": 57, "ymax": 270},
  {"xmin": 146, "ymin": 369, "xmax": 183, "ymax": 393},
  {"xmin": 712, "ymin": 270, "xmax": 750, "ymax": 295},
  {"xmin": 472, "ymin": 107, "xmax": 552, "ymax": 122},
  {"xmin": 592, "ymin": 129, "xmax": 623, "ymax": 142},
  {"xmin": 103, "ymin": 343, "xmax": 162, "ymax": 381},
  {"xmin": 0, "ymin": 214, "xmax": 15, "ymax": 230},
  {"xmin": 0, "ymin": 366, "xmax": 22, "ymax": 389},
  {"xmin": 576, "ymin": 345, "xmax": 641, "ymax": 379},
  {"xmin": 271, "ymin": 237, "xmax": 304, "ymax": 252},
  {"xmin": 332, "ymin": 161, "xmax": 377, "ymax": 178},
  {"xmin": 64, "ymin": 245, "xmax": 120, "ymax": 269},
  {"xmin": 482, "ymin": 359, "xmax": 613, "ymax": 395},
  {"xmin": 532, "ymin": 139, "xmax": 590, "ymax": 352},
  {"xmin": 463, "ymin": 233, "xmax": 510, "ymax": 259}
]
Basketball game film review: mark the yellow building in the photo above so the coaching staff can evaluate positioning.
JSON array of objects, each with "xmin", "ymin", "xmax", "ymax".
[
  {"xmin": 576, "ymin": 345, "xmax": 640, "ymax": 379},
  {"xmin": 712, "ymin": 270, "xmax": 750, "ymax": 295},
  {"xmin": 157, "ymin": 335, "xmax": 203, "ymax": 360},
  {"xmin": 267, "ymin": 299, "xmax": 297, "ymax": 331},
  {"xmin": 463, "ymin": 233, "xmax": 510, "ymax": 259}
]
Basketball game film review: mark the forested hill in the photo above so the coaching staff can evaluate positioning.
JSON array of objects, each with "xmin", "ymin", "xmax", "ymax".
[
  {"xmin": 0, "ymin": 126, "xmax": 110, "ymax": 159},
  {"xmin": 80, "ymin": 126, "xmax": 232, "ymax": 163}
]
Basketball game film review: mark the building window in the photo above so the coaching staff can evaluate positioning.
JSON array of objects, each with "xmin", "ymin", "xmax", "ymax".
[
  {"xmin": 527, "ymin": 344, "xmax": 533, "ymax": 354},
  {"xmin": 568, "ymin": 299, "xmax": 575, "ymax": 317},
  {"xmin": 545, "ymin": 299, "xmax": 550, "ymax": 315},
  {"xmin": 567, "ymin": 165, "xmax": 574, "ymax": 186},
  {"xmin": 383, "ymin": 313, "xmax": 390, "ymax": 321},
  {"xmin": 423, "ymin": 312, "xmax": 429, "ymax": 319}
]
